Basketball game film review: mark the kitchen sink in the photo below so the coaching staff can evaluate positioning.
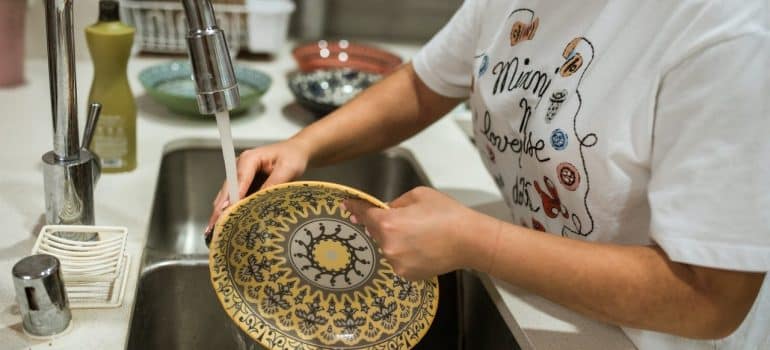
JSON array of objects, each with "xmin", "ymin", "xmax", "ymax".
[{"xmin": 126, "ymin": 140, "xmax": 519, "ymax": 350}]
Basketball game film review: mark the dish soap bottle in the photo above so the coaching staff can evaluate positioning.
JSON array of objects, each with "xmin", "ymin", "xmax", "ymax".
[{"xmin": 85, "ymin": 0, "xmax": 136, "ymax": 172}]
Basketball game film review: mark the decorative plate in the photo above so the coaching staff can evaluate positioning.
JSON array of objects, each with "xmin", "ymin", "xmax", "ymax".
[
  {"xmin": 288, "ymin": 69, "xmax": 381, "ymax": 117},
  {"xmin": 138, "ymin": 61, "xmax": 272, "ymax": 117},
  {"xmin": 209, "ymin": 181, "xmax": 439, "ymax": 350}
]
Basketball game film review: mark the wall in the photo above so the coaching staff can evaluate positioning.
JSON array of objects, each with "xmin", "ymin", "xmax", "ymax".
[
  {"xmin": 25, "ymin": 1, "xmax": 99, "ymax": 60},
  {"xmin": 22, "ymin": 0, "xmax": 461, "ymax": 60},
  {"xmin": 320, "ymin": 0, "xmax": 461, "ymax": 42}
]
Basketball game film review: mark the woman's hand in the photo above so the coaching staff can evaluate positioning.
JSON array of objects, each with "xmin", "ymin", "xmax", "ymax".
[
  {"xmin": 204, "ymin": 139, "xmax": 312, "ymax": 240},
  {"xmin": 343, "ymin": 186, "xmax": 501, "ymax": 280}
]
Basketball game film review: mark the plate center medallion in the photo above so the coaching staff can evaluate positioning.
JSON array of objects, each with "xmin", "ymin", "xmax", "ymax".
[
  {"xmin": 289, "ymin": 218, "xmax": 376, "ymax": 291},
  {"xmin": 314, "ymin": 239, "xmax": 351, "ymax": 271}
]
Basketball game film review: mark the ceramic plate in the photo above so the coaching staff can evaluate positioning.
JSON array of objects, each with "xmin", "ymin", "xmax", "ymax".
[
  {"xmin": 138, "ymin": 61, "xmax": 272, "ymax": 117},
  {"xmin": 209, "ymin": 181, "xmax": 439, "ymax": 350}
]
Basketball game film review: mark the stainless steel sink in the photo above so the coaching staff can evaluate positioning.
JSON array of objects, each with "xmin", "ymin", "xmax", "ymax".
[{"xmin": 126, "ymin": 140, "xmax": 519, "ymax": 350}]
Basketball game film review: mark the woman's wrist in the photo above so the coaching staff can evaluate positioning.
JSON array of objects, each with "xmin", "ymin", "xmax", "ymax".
[
  {"xmin": 455, "ymin": 210, "xmax": 505, "ymax": 274},
  {"xmin": 287, "ymin": 133, "xmax": 320, "ymax": 165}
]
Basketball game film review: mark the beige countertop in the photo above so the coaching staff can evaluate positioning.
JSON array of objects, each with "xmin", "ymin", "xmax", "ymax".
[{"xmin": 0, "ymin": 42, "xmax": 634, "ymax": 350}]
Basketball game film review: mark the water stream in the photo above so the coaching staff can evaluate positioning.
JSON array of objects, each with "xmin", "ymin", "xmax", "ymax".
[{"xmin": 215, "ymin": 111, "xmax": 240, "ymax": 205}]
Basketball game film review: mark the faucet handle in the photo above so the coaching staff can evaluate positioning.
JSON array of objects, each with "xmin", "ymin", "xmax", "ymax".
[{"xmin": 82, "ymin": 103, "xmax": 102, "ymax": 150}]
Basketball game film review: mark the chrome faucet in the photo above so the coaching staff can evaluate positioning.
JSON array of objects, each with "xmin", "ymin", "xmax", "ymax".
[
  {"xmin": 41, "ymin": 0, "xmax": 239, "ymax": 230},
  {"xmin": 181, "ymin": 0, "xmax": 241, "ymax": 114},
  {"xmin": 42, "ymin": 0, "xmax": 101, "ymax": 230}
]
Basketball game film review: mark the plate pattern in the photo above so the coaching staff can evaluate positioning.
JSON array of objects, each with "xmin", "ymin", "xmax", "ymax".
[{"xmin": 210, "ymin": 182, "xmax": 439, "ymax": 350}]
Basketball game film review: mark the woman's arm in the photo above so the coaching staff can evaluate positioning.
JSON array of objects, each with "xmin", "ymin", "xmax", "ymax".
[
  {"xmin": 206, "ymin": 63, "xmax": 463, "ymax": 233},
  {"xmin": 290, "ymin": 63, "xmax": 464, "ymax": 167},
  {"xmin": 480, "ymin": 219, "xmax": 765, "ymax": 339},
  {"xmin": 344, "ymin": 187, "xmax": 766, "ymax": 339}
]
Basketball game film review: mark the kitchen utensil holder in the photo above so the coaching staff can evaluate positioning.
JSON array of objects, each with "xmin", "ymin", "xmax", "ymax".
[
  {"xmin": 121, "ymin": 0, "xmax": 294, "ymax": 55},
  {"xmin": 121, "ymin": 0, "xmax": 249, "ymax": 54},
  {"xmin": 32, "ymin": 225, "xmax": 130, "ymax": 309}
]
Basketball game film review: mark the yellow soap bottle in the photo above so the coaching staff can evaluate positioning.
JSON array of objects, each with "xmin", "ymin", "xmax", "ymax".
[{"xmin": 85, "ymin": 0, "xmax": 137, "ymax": 172}]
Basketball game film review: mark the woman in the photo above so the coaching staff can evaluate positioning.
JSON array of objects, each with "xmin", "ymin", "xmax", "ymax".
[{"xmin": 206, "ymin": 1, "xmax": 770, "ymax": 348}]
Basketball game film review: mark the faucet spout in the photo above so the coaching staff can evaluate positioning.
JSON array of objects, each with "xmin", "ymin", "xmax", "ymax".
[
  {"xmin": 45, "ymin": 0, "xmax": 79, "ymax": 161},
  {"xmin": 42, "ymin": 0, "xmax": 100, "ymax": 230},
  {"xmin": 181, "ymin": 0, "xmax": 240, "ymax": 115}
]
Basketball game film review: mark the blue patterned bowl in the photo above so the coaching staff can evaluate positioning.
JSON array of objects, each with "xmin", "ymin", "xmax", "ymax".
[{"xmin": 288, "ymin": 68, "xmax": 381, "ymax": 117}]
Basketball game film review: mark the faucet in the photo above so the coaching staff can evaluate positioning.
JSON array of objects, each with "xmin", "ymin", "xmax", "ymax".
[
  {"xmin": 42, "ymin": 0, "xmax": 239, "ymax": 229},
  {"xmin": 181, "ymin": 0, "xmax": 241, "ymax": 114}
]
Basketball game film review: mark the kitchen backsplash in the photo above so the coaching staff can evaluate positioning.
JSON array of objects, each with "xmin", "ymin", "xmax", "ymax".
[
  {"xmin": 23, "ymin": 0, "xmax": 462, "ymax": 60},
  {"xmin": 25, "ymin": 1, "xmax": 98, "ymax": 60},
  {"xmin": 298, "ymin": 0, "xmax": 462, "ymax": 43}
]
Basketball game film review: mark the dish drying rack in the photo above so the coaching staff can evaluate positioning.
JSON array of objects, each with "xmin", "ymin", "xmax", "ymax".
[
  {"xmin": 32, "ymin": 225, "xmax": 130, "ymax": 309},
  {"xmin": 121, "ymin": 0, "xmax": 249, "ymax": 54}
]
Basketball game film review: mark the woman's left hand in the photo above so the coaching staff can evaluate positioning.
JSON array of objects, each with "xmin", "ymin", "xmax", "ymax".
[{"xmin": 343, "ymin": 186, "xmax": 499, "ymax": 280}]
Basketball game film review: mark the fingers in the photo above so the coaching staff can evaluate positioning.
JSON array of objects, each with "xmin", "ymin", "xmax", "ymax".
[
  {"xmin": 212, "ymin": 152, "xmax": 266, "ymax": 210},
  {"xmin": 203, "ymin": 199, "xmax": 230, "ymax": 243},
  {"xmin": 234, "ymin": 152, "xmax": 264, "ymax": 200},
  {"xmin": 209, "ymin": 152, "xmax": 259, "ymax": 237},
  {"xmin": 343, "ymin": 199, "xmax": 387, "ymax": 241}
]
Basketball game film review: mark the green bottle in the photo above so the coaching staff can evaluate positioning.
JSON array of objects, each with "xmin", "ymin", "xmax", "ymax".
[{"xmin": 86, "ymin": 0, "xmax": 136, "ymax": 172}]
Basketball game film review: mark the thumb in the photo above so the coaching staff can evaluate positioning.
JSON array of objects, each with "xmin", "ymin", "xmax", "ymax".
[{"xmin": 343, "ymin": 198, "xmax": 386, "ymax": 228}]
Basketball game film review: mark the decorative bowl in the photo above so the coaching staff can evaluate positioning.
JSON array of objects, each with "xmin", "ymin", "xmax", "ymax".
[
  {"xmin": 138, "ymin": 61, "xmax": 272, "ymax": 117},
  {"xmin": 209, "ymin": 181, "xmax": 439, "ymax": 350},
  {"xmin": 288, "ymin": 68, "xmax": 381, "ymax": 117},
  {"xmin": 292, "ymin": 40, "xmax": 403, "ymax": 75}
]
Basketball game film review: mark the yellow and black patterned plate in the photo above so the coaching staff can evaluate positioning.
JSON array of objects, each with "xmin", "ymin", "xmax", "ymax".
[{"xmin": 209, "ymin": 181, "xmax": 439, "ymax": 350}]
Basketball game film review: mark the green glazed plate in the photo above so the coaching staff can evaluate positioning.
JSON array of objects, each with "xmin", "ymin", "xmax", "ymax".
[{"xmin": 138, "ymin": 61, "xmax": 272, "ymax": 117}]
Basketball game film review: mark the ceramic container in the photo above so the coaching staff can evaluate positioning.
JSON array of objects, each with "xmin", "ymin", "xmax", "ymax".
[
  {"xmin": 288, "ymin": 68, "xmax": 381, "ymax": 117},
  {"xmin": 138, "ymin": 61, "xmax": 272, "ymax": 117},
  {"xmin": 0, "ymin": 1, "xmax": 26, "ymax": 87},
  {"xmin": 245, "ymin": 0, "xmax": 295, "ymax": 54},
  {"xmin": 292, "ymin": 40, "xmax": 403, "ymax": 75},
  {"xmin": 209, "ymin": 181, "xmax": 439, "ymax": 350}
]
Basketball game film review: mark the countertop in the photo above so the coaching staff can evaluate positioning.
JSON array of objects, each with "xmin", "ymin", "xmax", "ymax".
[{"xmin": 0, "ymin": 43, "xmax": 634, "ymax": 350}]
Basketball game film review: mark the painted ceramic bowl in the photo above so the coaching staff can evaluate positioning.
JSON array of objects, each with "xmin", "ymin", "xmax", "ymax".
[
  {"xmin": 292, "ymin": 40, "xmax": 402, "ymax": 75},
  {"xmin": 209, "ymin": 181, "xmax": 439, "ymax": 350},
  {"xmin": 138, "ymin": 61, "xmax": 272, "ymax": 117},
  {"xmin": 288, "ymin": 69, "xmax": 381, "ymax": 117}
]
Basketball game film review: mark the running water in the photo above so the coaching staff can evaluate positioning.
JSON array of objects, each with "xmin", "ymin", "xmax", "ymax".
[{"xmin": 215, "ymin": 111, "xmax": 240, "ymax": 206}]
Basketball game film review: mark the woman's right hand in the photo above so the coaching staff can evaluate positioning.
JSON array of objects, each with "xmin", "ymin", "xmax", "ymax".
[{"xmin": 204, "ymin": 139, "xmax": 312, "ymax": 240}]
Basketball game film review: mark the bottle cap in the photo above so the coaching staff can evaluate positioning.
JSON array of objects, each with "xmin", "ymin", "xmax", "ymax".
[{"xmin": 98, "ymin": 0, "xmax": 120, "ymax": 22}]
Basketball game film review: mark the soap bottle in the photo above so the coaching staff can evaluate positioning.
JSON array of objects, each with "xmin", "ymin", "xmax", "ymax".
[{"xmin": 85, "ymin": 0, "xmax": 137, "ymax": 172}]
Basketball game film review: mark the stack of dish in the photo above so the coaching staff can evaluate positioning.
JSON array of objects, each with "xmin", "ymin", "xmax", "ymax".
[
  {"xmin": 209, "ymin": 181, "xmax": 438, "ymax": 349},
  {"xmin": 288, "ymin": 40, "xmax": 403, "ymax": 117}
]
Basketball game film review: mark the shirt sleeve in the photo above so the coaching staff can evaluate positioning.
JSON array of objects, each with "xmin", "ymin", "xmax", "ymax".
[
  {"xmin": 412, "ymin": 0, "xmax": 481, "ymax": 98},
  {"xmin": 648, "ymin": 32, "xmax": 770, "ymax": 272}
]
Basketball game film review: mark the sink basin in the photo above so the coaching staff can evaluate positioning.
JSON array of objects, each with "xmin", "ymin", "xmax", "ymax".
[{"xmin": 127, "ymin": 140, "xmax": 519, "ymax": 350}]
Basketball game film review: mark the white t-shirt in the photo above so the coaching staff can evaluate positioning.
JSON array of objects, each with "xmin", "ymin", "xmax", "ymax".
[{"xmin": 413, "ymin": 0, "xmax": 770, "ymax": 349}]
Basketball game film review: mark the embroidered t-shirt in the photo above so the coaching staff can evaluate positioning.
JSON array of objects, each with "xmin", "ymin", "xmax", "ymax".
[{"xmin": 412, "ymin": 0, "xmax": 770, "ymax": 349}]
